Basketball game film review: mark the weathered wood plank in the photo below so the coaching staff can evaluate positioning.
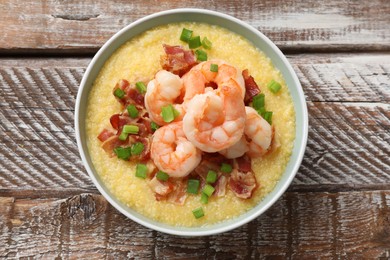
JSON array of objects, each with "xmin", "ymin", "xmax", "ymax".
[
  {"xmin": 0, "ymin": 0, "xmax": 389, "ymax": 53},
  {"xmin": 0, "ymin": 54, "xmax": 389, "ymax": 193},
  {"xmin": 0, "ymin": 192, "xmax": 389, "ymax": 258}
]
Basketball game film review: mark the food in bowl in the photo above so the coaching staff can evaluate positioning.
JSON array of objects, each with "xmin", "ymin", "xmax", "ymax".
[{"xmin": 85, "ymin": 22, "xmax": 296, "ymax": 227}]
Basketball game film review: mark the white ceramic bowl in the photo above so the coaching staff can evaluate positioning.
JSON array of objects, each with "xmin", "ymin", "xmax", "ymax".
[{"xmin": 75, "ymin": 8, "xmax": 308, "ymax": 236}]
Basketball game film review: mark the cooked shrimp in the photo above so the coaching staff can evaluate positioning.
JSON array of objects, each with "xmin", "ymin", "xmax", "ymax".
[
  {"xmin": 182, "ymin": 60, "xmax": 245, "ymax": 105},
  {"xmin": 219, "ymin": 136, "xmax": 248, "ymax": 159},
  {"xmin": 219, "ymin": 106, "xmax": 273, "ymax": 158},
  {"xmin": 183, "ymin": 84, "xmax": 246, "ymax": 153},
  {"xmin": 244, "ymin": 106, "xmax": 272, "ymax": 157},
  {"xmin": 145, "ymin": 70, "xmax": 185, "ymax": 126},
  {"xmin": 151, "ymin": 121, "xmax": 202, "ymax": 178}
]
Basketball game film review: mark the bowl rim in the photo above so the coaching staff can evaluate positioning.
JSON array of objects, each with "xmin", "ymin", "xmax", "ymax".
[{"xmin": 75, "ymin": 8, "xmax": 308, "ymax": 237}]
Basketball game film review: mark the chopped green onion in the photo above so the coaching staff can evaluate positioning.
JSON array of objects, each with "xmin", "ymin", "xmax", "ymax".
[
  {"xmin": 210, "ymin": 64, "xmax": 218, "ymax": 72},
  {"xmin": 203, "ymin": 184, "xmax": 215, "ymax": 197},
  {"xmin": 161, "ymin": 104, "xmax": 179, "ymax": 123},
  {"xmin": 113, "ymin": 147, "xmax": 131, "ymax": 160},
  {"xmin": 127, "ymin": 104, "xmax": 139, "ymax": 118},
  {"xmin": 220, "ymin": 163, "xmax": 233, "ymax": 173},
  {"xmin": 195, "ymin": 50, "xmax": 208, "ymax": 61},
  {"xmin": 114, "ymin": 88, "xmax": 125, "ymax": 99},
  {"xmin": 192, "ymin": 207, "xmax": 204, "ymax": 219},
  {"xmin": 151, "ymin": 121, "xmax": 160, "ymax": 132},
  {"xmin": 252, "ymin": 93, "xmax": 265, "ymax": 110},
  {"xmin": 200, "ymin": 193, "xmax": 209, "ymax": 204},
  {"xmin": 180, "ymin": 28, "xmax": 193, "ymax": 42},
  {"xmin": 156, "ymin": 171, "xmax": 169, "ymax": 181},
  {"xmin": 189, "ymin": 36, "xmax": 201, "ymax": 49},
  {"xmin": 256, "ymin": 107, "xmax": 266, "ymax": 117},
  {"xmin": 263, "ymin": 111, "xmax": 273, "ymax": 125},
  {"xmin": 123, "ymin": 125, "xmax": 139, "ymax": 134},
  {"xmin": 135, "ymin": 81, "xmax": 147, "ymax": 94},
  {"xmin": 118, "ymin": 131, "xmax": 128, "ymax": 141},
  {"xmin": 202, "ymin": 37, "xmax": 212, "ymax": 49},
  {"xmin": 135, "ymin": 163, "xmax": 148, "ymax": 179},
  {"xmin": 267, "ymin": 80, "xmax": 282, "ymax": 94},
  {"xmin": 206, "ymin": 170, "xmax": 217, "ymax": 184},
  {"xmin": 131, "ymin": 142, "xmax": 144, "ymax": 155},
  {"xmin": 187, "ymin": 179, "xmax": 200, "ymax": 194}
]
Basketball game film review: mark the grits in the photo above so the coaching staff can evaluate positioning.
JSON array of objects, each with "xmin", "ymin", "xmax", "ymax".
[{"xmin": 86, "ymin": 23, "xmax": 296, "ymax": 226}]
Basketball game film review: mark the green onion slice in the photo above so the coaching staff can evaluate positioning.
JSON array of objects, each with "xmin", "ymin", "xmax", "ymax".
[
  {"xmin": 252, "ymin": 93, "xmax": 265, "ymax": 110},
  {"xmin": 135, "ymin": 163, "xmax": 148, "ymax": 179},
  {"xmin": 267, "ymin": 80, "xmax": 282, "ymax": 94},
  {"xmin": 151, "ymin": 121, "xmax": 160, "ymax": 132},
  {"xmin": 131, "ymin": 142, "xmax": 144, "ymax": 155},
  {"xmin": 127, "ymin": 104, "xmax": 139, "ymax": 118},
  {"xmin": 206, "ymin": 170, "xmax": 217, "ymax": 184},
  {"xmin": 263, "ymin": 111, "xmax": 273, "ymax": 125},
  {"xmin": 114, "ymin": 147, "xmax": 131, "ymax": 160},
  {"xmin": 118, "ymin": 131, "xmax": 128, "ymax": 141},
  {"xmin": 161, "ymin": 104, "xmax": 179, "ymax": 123},
  {"xmin": 200, "ymin": 193, "xmax": 209, "ymax": 204},
  {"xmin": 135, "ymin": 81, "xmax": 147, "ymax": 94},
  {"xmin": 114, "ymin": 88, "xmax": 125, "ymax": 99},
  {"xmin": 203, "ymin": 184, "xmax": 215, "ymax": 197},
  {"xmin": 195, "ymin": 50, "xmax": 207, "ymax": 61},
  {"xmin": 189, "ymin": 36, "xmax": 201, "ymax": 49},
  {"xmin": 156, "ymin": 171, "xmax": 169, "ymax": 181},
  {"xmin": 220, "ymin": 163, "xmax": 233, "ymax": 173},
  {"xmin": 180, "ymin": 28, "xmax": 193, "ymax": 42},
  {"xmin": 192, "ymin": 207, "xmax": 204, "ymax": 219},
  {"xmin": 123, "ymin": 125, "xmax": 139, "ymax": 134},
  {"xmin": 202, "ymin": 37, "xmax": 212, "ymax": 49},
  {"xmin": 187, "ymin": 179, "xmax": 200, "ymax": 194},
  {"xmin": 256, "ymin": 107, "xmax": 266, "ymax": 117},
  {"xmin": 210, "ymin": 64, "xmax": 218, "ymax": 72}
]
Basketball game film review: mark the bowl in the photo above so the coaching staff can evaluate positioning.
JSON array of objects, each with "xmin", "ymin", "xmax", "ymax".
[{"xmin": 75, "ymin": 8, "xmax": 308, "ymax": 236}]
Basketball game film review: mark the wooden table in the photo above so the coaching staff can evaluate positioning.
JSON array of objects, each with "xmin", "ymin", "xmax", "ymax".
[{"xmin": 1, "ymin": 1, "xmax": 389, "ymax": 258}]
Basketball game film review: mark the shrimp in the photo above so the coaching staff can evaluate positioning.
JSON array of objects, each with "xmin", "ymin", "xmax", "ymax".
[
  {"xmin": 151, "ymin": 121, "xmax": 202, "ymax": 178},
  {"xmin": 183, "ymin": 83, "xmax": 246, "ymax": 153},
  {"xmin": 145, "ymin": 70, "xmax": 185, "ymax": 126},
  {"xmin": 182, "ymin": 60, "xmax": 246, "ymax": 106},
  {"xmin": 245, "ymin": 106, "xmax": 272, "ymax": 157},
  {"xmin": 219, "ymin": 136, "xmax": 248, "ymax": 159},
  {"xmin": 219, "ymin": 106, "xmax": 273, "ymax": 158}
]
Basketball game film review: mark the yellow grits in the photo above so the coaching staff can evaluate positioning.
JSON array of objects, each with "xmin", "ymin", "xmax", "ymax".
[{"xmin": 86, "ymin": 23, "xmax": 296, "ymax": 227}]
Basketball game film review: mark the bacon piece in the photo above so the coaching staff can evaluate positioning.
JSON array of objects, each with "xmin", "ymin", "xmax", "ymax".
[
  {"xmin": 214, "ymin": 175, "xmax": 228, "ymax": 197},
  {"xmin": 126, "ymin": 88, "xmax": 144, "ymax": 106},
  {"xmin": 130, "ymin": 136, "xmax": 151, "ymax": 162},
  {"xmin": 160, "ymin": 44, "xmax": 198, "ymax": 76},
  {"xmin": 110, "ymin": 114, "xmax": 144, "ymax": 134},
  {"xmin": 149, "ymin": 176, "xmax": 175, "ymax": 198},
  {"xmin": 149, "ymin": 177, "xmax": 188, "ymax": 205},
  {"xmin": 242, "ymin": 69, "xmax": 261, "ymax": 104},
  {"xmin": 235, "ymin": 155, "xmax": 252, "ymax": 173},
  {"xmin": 101, "ymin": 135, "xmax": 127, "ymax": 157},
  {"xmin": 166, "ymin": 178, "xmax": 188, "ymax": 205},
  {"xmin": 113, "ymin": 79, "xmax": 146, "ymax": 107},
  {"xmin": 229, "ymin": 169, "xmax": 257, "ymax": 199},
  {"xmin": 97, "ymin": 129, "xmax": 115, "ymax": 142}
]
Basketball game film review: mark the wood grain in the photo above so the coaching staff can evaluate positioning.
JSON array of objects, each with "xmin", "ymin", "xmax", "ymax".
[
  {"xmin": 0, "ymin": 192, "xmax": 389, "ymax": 258},
  {"xmin": 0, "ymin": 0, "xmax": 389, "ymax": 54},
  {"xmin": 0, "ymin": 54, "xmax": 389, "ymax": 193}
]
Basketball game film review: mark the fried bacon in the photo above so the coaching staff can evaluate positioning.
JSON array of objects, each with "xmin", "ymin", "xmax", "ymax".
[
  {"xmin": 150, "ymin": 177, "xmax": 188, "ymax": 205},
  {"xmin": 97, "ymin": 128, "xmax": 115, "ymax": 142},
  {"xmin": 160, "ymin": 44, "xmax": 198, "ymax": 77},
  {"xmin": 242, "ymin": 69, "xmax": 261, "ymax": 104},
  {"xmin": 229, "ymin": 156, "xmax": 257, "ymax": 199},
  {"xmin": 214, "ymin": 175, "xmax": 228, "ymax": 197},
  {"xmin": 113, "ymin": 79, "xmax": 145, "ymax": 107}
]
